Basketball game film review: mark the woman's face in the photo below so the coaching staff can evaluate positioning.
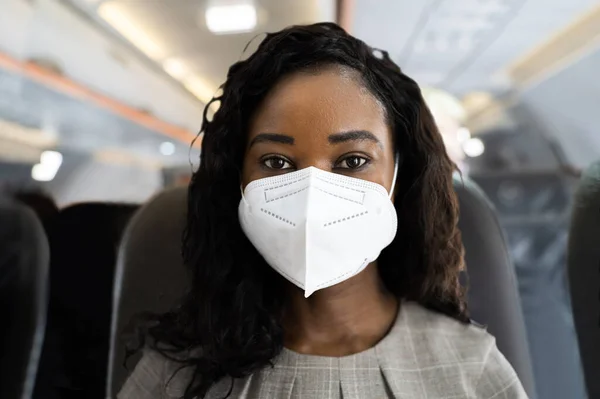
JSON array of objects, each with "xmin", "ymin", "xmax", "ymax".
[{"xmin": 242, "ymin": 66, "xmax": 396, "ymax": 193}]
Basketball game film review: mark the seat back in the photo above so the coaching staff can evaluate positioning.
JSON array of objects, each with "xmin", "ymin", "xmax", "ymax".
[
  {"xmin": 470, "ymin": 170, "xmax": 586, "ymax": 399},
  {"xmin": 109, "ymin": 180, "xmax": 536, "ymax": 397},
  {"xmin": 0, "ymin": 201, "xmax": 49, "ymax": 399},
  {"xmin": 454, "ymin": 175, "xmax": 536, "ymax": 398},
  {"xmin": 35, "ymin": 203, "xmax": 137, "ymax": 398},
  {"xmin": 568, "ymin": 160, "xmax": 600, "ymax": 398}
]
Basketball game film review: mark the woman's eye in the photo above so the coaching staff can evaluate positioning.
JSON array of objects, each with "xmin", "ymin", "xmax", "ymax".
[
  {"xmin": 263, "ymin": 157, "xmax": 292, "ymax": 170},
  {"xmin": 339, "ymin": 156, "xmax": 368, "ymax": 169}
]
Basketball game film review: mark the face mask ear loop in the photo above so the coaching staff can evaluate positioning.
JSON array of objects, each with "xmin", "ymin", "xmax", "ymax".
[
  {"xmin": 240, "ymin": 185, "xmax": 248, "ymax": 205},
  {"xmin": 239, "ymin": 171, "xmax": 249, "ymax": 205},
  {"xmin": 389, "ymin": 153, "xmax": 399, "ymax": 199}
]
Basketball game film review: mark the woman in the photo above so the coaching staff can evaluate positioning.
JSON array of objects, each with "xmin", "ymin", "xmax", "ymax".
[{"xmin": 120, "ymin": 23, "xmax": 527, "ymax": 398}]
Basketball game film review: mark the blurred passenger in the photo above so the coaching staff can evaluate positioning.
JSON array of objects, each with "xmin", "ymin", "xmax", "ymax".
[{"xmin": 120, "ymin": 23, "xmax": 528, "ymax": 399}]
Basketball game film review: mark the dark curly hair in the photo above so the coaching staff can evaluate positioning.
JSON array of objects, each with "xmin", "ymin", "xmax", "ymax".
[{"xmin": 141, "ymin": 22, "xmax": 468, "ymax": 398}]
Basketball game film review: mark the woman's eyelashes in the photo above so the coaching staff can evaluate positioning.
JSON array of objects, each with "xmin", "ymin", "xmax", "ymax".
[
  {"xmin": 260, "ymin": 154, "xmax": 372, "ymax": 172},
  {"xmin": 335, "ymin": 155, "xmax": 370, "ymax": 170},
  {"xmin": 261, "ymin": 155, "xmax": 294, "ymax": 170}
]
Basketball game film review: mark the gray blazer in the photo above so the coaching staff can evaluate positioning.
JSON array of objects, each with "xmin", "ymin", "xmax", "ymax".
[{"xmin": 119, "ymin": 302, "xmax": 528, "ymax": 398}]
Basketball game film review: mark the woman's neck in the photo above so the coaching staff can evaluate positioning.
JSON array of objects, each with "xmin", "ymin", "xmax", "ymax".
[{"xmin": 282, "ymin": 263, "xmax": 399, "ymax": 357}]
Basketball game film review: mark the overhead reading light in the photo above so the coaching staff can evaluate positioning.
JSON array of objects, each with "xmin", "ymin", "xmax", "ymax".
[
  {"xmin": 463, "ymin": 138, "xmax": 485, "ymax": 158},
  {"xmin": 205, "ymin": 2, "xmax": 257, "ymax": 34},
  {"xmin": 457, "ymin": 127, "xmax": 471, "ymax": 142},
  {"xmin": 98, "ymin": 2, "xmax": 165, "ymax": 60},
  {"xmin": 160, "ymin": 141, "xmax": 176, "ymax": 156},
  {"xmin": 163, "ymin": 58, "xmax": 189, "ymax": 80},
  {"xmin": 31, "ymin": 150, "xmax": 63, "ymax": 182}
]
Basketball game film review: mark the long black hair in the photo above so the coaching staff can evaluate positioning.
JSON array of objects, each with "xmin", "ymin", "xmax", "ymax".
[{"xmin": 141, "ymin": 22, "xmax": 467, "ymax": 398}]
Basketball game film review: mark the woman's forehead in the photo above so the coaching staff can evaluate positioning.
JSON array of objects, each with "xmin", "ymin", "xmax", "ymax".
[{"xmin": 248, "ymin": 69, "xmax": 390, "ymax": 145}]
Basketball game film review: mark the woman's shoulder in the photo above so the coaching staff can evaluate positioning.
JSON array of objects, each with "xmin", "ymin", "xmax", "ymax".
[
  {"xmin": 118, "ymin": 348, "xmax": 196, "ymax": 399},
  {"xmin": 384, "ymin": 301, "xmax": 527, "ymax": 398},
  {"xmin": 398, "ymin": 300, "xmax": 492, "ymax": 344},
  {"xmin": 394, "ymin": 301, "xmax": 498, "ymax": 362}
]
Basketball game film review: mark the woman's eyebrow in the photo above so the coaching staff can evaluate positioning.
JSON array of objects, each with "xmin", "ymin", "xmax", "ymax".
[
  {"xmin": 249, "ymin": 133, "xmax": 295, "ymax": 147},
  {"xmin": 328, "ymin": 130, "xmax": 382, "ymax": 147}
]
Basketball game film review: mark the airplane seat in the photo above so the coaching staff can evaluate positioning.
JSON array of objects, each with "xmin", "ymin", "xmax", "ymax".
[
  {"xmin": 470, "ymin": 170, "xmax": 586, "ymax": 399},
  {"xmin": 454, "ymin": 175, "xmax": 536, "ymax": 398},
  {"xmin": 108, "ymin": 180, "xmax": 536, "ymax": 397},
  {"xmin": 35, "ymin": 203, "xmax": 137, "ymax": 398},
  {"xmin": 568, "ymin": 160, "xmax": 600, "ymax": 398},
  {"xmin": 107, "ymin": 187, "xmax": 187, "ymax": 397},
  {"xmin": 0, "ymin": 200, "xmax": 49, "ymax": 399}
]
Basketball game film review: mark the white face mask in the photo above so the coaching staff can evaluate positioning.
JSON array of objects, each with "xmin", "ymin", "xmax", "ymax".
[{"xmin": 239, "ymin": 162, "xmax": 398, "ymax": 297}]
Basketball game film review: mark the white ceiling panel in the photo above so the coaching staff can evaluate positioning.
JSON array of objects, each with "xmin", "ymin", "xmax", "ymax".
[
  {"xmin": 73, "ymin": 0, "xmax": 334, "ymax": 91},
  {"xmin": 351, "ymin": 0, "xmax": 598, "ymax": 95}
]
